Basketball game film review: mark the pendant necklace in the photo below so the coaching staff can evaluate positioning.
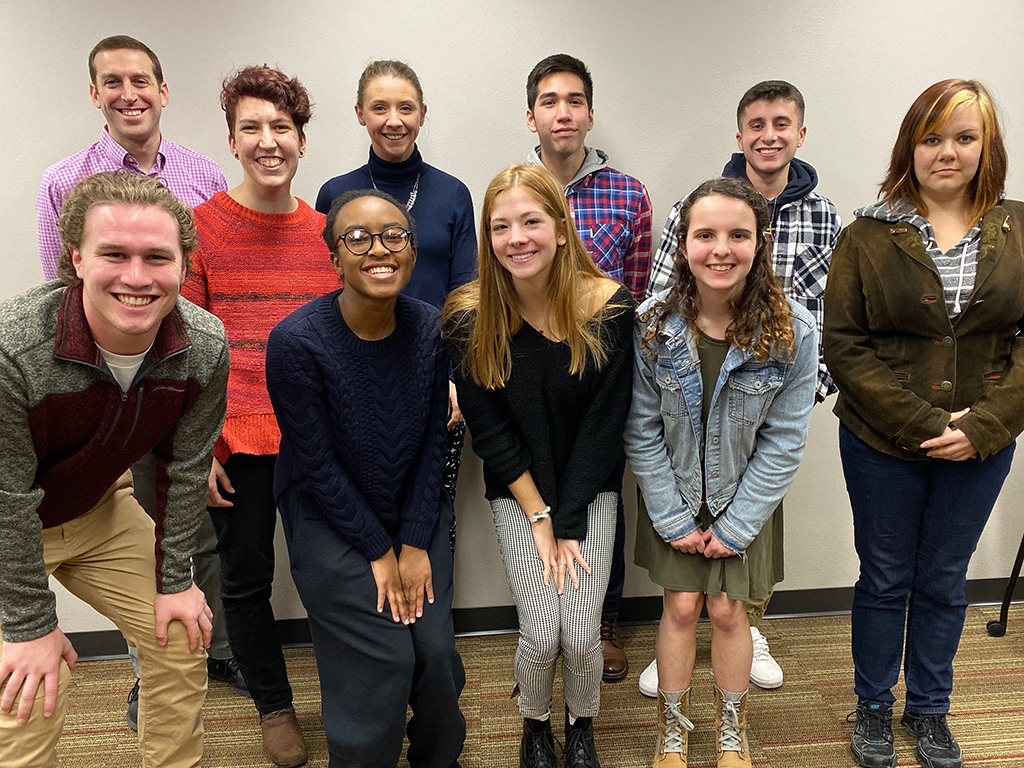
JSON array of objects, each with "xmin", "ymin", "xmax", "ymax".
[
  {"xmin": 766, "ymin": 196, "xmax": 779, "ymax": 237},
  {"xmin": 368, "ymin": 168, "xmax": 420, "ymax": 212}
]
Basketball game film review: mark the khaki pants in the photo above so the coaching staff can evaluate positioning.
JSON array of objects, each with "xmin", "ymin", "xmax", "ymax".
[
  {"xmin": 0, "ymin": 472, "xmax": 206, "ymax": 768},
  {"xmin": 746, "ymin": 591, "xmax": 772, "ymax": 629}
]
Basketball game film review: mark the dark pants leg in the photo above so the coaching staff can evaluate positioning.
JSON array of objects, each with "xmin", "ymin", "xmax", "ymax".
[
  {"xmin": 209, "ymin": 453, "xmax": 292, "ymax": 715},
  {"xmin": 280, "ymin": 488, "xmax": 465, "ymax": 768},
  {"xmin": 443, "ymin": 423, "xmax": 466, "ymax": 553},
  {"xmin": 601, "ymin": 492, "xmax": 626, "ymax": 621},
  {"xmin": 840, "ymin": 425, "xmax": 1014, "ymax": 712},
  {"xmin": 192, "ymin": 513, "xmax": 230, "ymax": 660}
]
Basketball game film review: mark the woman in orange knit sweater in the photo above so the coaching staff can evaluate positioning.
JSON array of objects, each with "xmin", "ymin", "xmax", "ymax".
[{"xmin": 181, "ymin": 66, "xmax": 337, "ymax": 768}]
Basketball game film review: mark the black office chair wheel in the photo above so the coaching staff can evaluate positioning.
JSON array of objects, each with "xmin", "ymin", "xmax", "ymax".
[{"xmin": 987, "ymin": 619, "xmax": 1007, "ymax": 637}]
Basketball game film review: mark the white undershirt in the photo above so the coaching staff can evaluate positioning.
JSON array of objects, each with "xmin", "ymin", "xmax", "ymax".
[{"xmin": 96, "ymin": 344, "xmax": 151, "ymax": 392}]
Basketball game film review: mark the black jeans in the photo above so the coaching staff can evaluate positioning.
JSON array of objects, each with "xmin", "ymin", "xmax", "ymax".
[
  {"xmin": 280, "ymin": 487, "xmax": 465, "ymax": 767},
  {"xmin": 209, "ymin": 453, "xmax": 293, "ymax": 716}
]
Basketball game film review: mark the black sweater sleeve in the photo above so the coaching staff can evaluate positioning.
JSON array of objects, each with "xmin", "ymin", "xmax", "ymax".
[
  {"xmin": 554, "ymin": 296, "xmax": 635, "ymax": 539},
  {"xmin": 445, "ymin": 318, "xmax": 534, "ymax": 488}
]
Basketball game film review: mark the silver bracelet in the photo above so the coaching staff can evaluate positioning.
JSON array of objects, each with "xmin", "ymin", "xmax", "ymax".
[{"xmin": 530, "ymin": 506, "xmax": 552, "ymax": 523}]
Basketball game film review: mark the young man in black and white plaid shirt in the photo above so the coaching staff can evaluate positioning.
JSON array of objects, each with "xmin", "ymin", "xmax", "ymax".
[{"xmin": 640, "ymin": 79, "xmax": 841, "ymax": 697}]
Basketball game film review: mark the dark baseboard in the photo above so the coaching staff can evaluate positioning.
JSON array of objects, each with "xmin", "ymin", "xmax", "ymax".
[{"xmin": 67, "ymin": 577, "xmax": 1024, "ymax": 661}]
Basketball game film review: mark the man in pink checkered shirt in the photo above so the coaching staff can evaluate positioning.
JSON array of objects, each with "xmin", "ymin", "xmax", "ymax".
[{"xmin": 36, "ymin": 35, "xmax": 226, "ymax": 282}]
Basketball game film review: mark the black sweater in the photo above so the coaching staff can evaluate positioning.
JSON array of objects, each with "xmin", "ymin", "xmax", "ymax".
[{"xmin": 448, "ymin": 286, "xmax": 634, "ymax": 539}]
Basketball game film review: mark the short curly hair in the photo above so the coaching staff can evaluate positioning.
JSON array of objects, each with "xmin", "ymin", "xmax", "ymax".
[
  {"xmin": 57, "ymin": 172, "xmax": 197, "ymax": 286},
  {"xmin": 221, "ymin": 66, "xmax": 313, "ymax": 136}
]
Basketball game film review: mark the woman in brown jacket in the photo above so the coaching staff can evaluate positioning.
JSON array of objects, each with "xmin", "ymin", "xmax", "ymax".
[{"xmin": 824, "ymin": 79, "xmax": 1024, "ymax": 768}]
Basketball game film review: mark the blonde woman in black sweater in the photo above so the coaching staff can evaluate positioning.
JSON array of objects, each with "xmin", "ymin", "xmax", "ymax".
[{"xmin": 443, "ymin": 164, "xmax": 633, "ymax": 768}]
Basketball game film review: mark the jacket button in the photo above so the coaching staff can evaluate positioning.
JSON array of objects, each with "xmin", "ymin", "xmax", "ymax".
[
  {"xmin": 940, "ymin": 380, "xmax": 953, "ymax": 392},
  {"xmin": 712, "ymin": 436, "xmax": 720, "ymax": 445},
  {"xmin": 943, "ymin": 336, "xmax": 954, "ymax": 347},
  {"xmin": 710, "ymin": 471, "xmax": 719, "ymax": 479}
]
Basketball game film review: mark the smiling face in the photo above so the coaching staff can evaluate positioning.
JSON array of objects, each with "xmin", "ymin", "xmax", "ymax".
[
  {"xmin": 913, "ymin": 103, "xmax": 984, "ymax": 208},
  {"xmin": 229, "ymin": 96, "xmax": 306, "ymax": 196},
  {"xmin": 683, "ymin": 194, "xmax": 758, "ymax": 304},
  {"xmin": 331, "ymin": 196, "xmax": 416, "ymax": 300},
  {"xmin": 90, "ymin": 48, "xmax": 169, "ymax": 150},
  {"xmin": 489, "ymin": 185, "xmax": 566, "ymax": 290},
  {"xmin": 736, "ymin": 98, "xmax": 805, "ymax": 185},
  {"xmin": 72, "ymin": 202, "xmax": 186, "ymax": 354},
  {"xmin": 527, "ymin": 72, "xmax": 594, "ymax": 163},
  {"xmin": 356, "ymin": 75, "xmax": 425, "ymax": 164}
]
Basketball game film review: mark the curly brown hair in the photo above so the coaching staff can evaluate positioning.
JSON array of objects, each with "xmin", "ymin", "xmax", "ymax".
[
  {"xmin": 221, "ymin": 66, "xmax": 313, "ymax": 136},
  {"xmin": 57, "ymin": 172, "xmax": 196, "ymax": 286},
  {"xmin": 641, "ymin": 177, "xmax": 794, "ymax": 362}
]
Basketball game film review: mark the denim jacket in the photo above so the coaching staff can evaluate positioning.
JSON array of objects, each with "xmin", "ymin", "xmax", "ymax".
[{"xmin": 623, "ymin": 294, "xmax": 817, "ymax": 553}]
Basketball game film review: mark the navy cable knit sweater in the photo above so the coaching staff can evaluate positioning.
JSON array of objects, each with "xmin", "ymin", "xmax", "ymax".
[{"xmin": 267, "ymin": 291, "xmax": 449, "ymax": 561}]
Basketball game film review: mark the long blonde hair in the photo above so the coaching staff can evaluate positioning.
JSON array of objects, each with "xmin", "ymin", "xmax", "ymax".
[{"xmin": 443, "ymin": 164, "xmax": 620, "ymax": 389}]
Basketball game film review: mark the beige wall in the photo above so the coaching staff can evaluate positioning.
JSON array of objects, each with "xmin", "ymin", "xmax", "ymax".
[{"xmin": 2, "ymin": 0, "xmax": 1023, "ymax": 633}]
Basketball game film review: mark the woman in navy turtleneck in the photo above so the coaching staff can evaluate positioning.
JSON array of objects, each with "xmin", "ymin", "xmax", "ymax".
[
  {"xmin": 316, "ymin": 59, "xmax": 476, "ymax": 308},
  {"xmin": 316, "ymin": 59, "xmax": 477, "ymax": 546}
]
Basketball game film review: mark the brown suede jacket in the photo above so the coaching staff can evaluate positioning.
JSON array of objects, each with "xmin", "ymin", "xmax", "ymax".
[{"xmin": 823, "ymin": 201, "xmax": 1024, "ymax": 460}]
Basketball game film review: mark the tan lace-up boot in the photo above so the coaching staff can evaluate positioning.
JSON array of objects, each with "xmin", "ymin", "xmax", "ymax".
[
  {"xmin": 654, "ymin": 688, "xmax": 694, "ymax": 766},
  {"xmin": 714, "ymin": 685, "xmax": 752, "ymax": 767}
]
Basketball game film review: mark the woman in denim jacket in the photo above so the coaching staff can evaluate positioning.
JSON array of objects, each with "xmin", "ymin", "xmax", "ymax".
[
  {"xmin": 824, "ymin": 80, "xmax": 1024, "ymax": 768},
  {"xmin": 624, "ymin": 178, "xmax": 816, "ymax": 768}
]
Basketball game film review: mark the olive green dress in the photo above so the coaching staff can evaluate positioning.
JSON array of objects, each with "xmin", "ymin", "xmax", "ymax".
[{"xmin": 634, "ymin": 332, "xmax": 783, "ymax": 600}]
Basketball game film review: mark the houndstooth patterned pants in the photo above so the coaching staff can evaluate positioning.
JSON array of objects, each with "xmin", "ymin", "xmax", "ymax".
[{"xmin": 490, "ymin": 492, "xmax": 616, "ymax": 718}]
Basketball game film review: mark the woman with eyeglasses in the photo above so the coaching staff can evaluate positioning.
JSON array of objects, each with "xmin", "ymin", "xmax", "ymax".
[
  {"xmin": 316, "ymin": 59, "xmax": 476, "ymax": 550},
  {"xmin": 268, "ymin": 189, "xmax": 465, "ymax": 768},
  {"xmin": 181, "ymin": 66, "xmax": 338, "ymax": 767}
]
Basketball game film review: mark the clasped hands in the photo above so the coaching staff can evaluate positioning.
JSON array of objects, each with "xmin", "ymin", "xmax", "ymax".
[
  {"xmin": 530, "ymin": 517, "xmax": 592, "ymax": 595},
  {"xmin": 920, "ymin": 407, "xmax": 978, "ymax": 461},
  {"xmin": 370, "ymin": 545, "xmax": 434, "ymax": 624},
  {"xmin": 670, "ymin": 527, "xmax": 737, "ymax": 558}
]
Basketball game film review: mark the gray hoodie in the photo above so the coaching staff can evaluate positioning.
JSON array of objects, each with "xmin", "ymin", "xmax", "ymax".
[{"xmin": 526, "ymin": 145, "xmax": 609, "ymax": 191}]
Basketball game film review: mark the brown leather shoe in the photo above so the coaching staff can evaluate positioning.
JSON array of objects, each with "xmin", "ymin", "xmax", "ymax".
[
  {"xmin": 600, "ymin": 618, "xmax": 629, "ymax": 682},
  {"xmin": 260, "ymin": 708, "xmax": 308, "ymax": 768}
]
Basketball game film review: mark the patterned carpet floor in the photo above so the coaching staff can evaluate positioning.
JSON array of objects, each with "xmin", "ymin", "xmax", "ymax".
[{"xmin": 55, "ymin": 605, "xmax": 1024, "ymax": 767}]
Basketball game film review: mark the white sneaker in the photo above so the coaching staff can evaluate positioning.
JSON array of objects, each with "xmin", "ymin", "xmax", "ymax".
[
  {"xmin": 639, "ymin": 658, "xmax": 658, "ymax": 697},
  {"xmin": 750, "ymin": 626, "xmax": 783, "ymax": 688}
]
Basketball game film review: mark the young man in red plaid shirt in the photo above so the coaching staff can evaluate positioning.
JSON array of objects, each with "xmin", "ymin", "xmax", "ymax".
[{"xmin": 526, "ymin": 53, "xmax": 653, "ymax": 684}]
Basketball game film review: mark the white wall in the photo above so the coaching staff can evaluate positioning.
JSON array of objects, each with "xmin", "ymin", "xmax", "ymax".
[{"xmin": 3, "ymin": 0, "xmax": 1023, "ymax": 633}]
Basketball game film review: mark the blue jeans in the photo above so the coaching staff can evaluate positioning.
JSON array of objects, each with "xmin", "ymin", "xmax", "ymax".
[{"xmin": 839, "ymin": 425, "xmax": 1015, "ymax": 713}]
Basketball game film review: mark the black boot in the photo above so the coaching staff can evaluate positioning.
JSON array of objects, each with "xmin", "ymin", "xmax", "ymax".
[
  {"xmin": 564, "ymin": 705, "xmax": 600, "ymax": 768},
  {"xmin": 520, "ymin": 716, "xmax": 558, "ymax": 768}
]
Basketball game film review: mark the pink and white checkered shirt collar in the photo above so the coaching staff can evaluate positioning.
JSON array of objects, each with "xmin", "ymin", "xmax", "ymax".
[{"xmin": 97, "ymin": 127, "xmax": 167, "ymax": 174}]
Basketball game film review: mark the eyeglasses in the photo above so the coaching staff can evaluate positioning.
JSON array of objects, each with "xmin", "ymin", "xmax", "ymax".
[{"xmin": 334, "ymin": 227, "xmax": 411, "ymax": 255}]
